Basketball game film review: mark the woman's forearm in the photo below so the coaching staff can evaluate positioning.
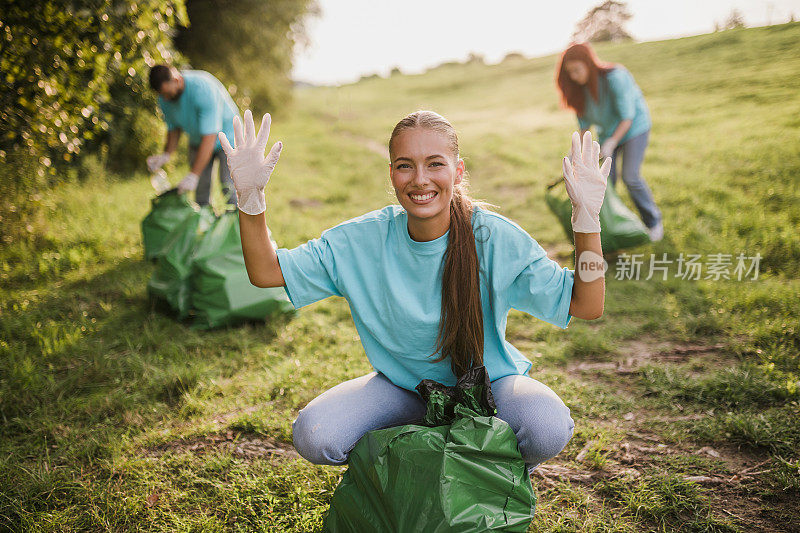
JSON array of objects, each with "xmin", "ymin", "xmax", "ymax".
[
  {"xmin": 610, "ymin": 119, "xmax": 632, "ymax": 142},
  {"xmin": 239, "ymin": 210, "xmax": 285, "ymax": 288},
  {"xmin": 569, "ymin": 231, "xmax": 605, "ymax": 319}
]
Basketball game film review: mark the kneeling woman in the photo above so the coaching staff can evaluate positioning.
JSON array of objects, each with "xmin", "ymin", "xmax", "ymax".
[{"xmin": 219, "ymin": 109, "xmax": 610, "ymax": 470}]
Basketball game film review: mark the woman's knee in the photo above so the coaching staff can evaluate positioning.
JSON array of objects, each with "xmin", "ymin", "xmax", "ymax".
[
  {"xmin": 292, "ymin": 407, "xmax": 349, "ymax": 466},
  {"xmin": 493, "ymin": 377, "xmax": 575, "ymax": 465},
  {"xmin": 517, "ymin": 396, "xmax": 575, "ymax": 465}
]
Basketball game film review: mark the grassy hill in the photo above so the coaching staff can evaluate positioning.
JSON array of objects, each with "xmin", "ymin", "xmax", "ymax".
[{"xmin": 2, "ymin": 23, "xmax": 799, "ymax": 531}]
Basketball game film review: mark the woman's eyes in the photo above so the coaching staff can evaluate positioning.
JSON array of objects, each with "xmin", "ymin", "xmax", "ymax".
[{"xmin": 395, "ymin": 161, "xmax": 445, "ymax": 169}]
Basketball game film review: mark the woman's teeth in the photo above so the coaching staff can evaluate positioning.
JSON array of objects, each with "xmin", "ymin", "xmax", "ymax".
[{"xmin": 410, "ymin": 192, "xmax": 437, "ymax": 203}]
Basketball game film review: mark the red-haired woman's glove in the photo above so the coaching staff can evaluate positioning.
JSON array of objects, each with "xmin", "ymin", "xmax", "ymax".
[
  {"xmin": 562, "ymin": 130, "xmax": 611, "ymax": 234},
  {"xmin": 600, "ymin": 138, "xmax": 618, "ymax": 159}
]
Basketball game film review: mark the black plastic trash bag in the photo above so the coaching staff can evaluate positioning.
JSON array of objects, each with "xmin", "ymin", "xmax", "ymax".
[
  {"xmin": 545, "ymin": 178, "xmax": 651, "ymax": 252},
  {"xmin": 147, "ymin": 206, "xmax": 216, "ymax": 318},
  {"xmin": 322, "ymin": 366, "xmax": 536, "ymax": 532},
  {"xmin": 190, "ymin": 211, "xmax": 295, "ymax": 329},
  {"xmin": 141, "ymin": 188, "xmax": 198, "ymax": 261}
]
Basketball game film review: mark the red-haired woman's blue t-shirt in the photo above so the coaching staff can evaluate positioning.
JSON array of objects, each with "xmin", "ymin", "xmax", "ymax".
[
  {"xmin": 276, "ymin": 204, "xmax": 574, "ymax": 391},
  {"xmin": 578, "ymin": 66, "xmax": 651, "ymax": 144}
]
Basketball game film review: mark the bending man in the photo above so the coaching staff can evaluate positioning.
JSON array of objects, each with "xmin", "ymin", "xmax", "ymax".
[{"xmin": 147, "ymin": 64, "xmax": 239, "ymax": 207}]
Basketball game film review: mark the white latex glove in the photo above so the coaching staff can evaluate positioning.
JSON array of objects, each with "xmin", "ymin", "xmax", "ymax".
[
  {"xmin": 218, "ymin": 109, "xmax": 283, "ymax": 215},
  {"xmin": 599, "ymin": 138, "xmax": 618, "ymax": 159},
  {"xmin": 177, "ymin": 172, "xmax": 199, "ymax": 193},
  {"xmin": 562, "ymin": 130, "xmax": 612, "ymax": 234},
  {"xmin": 146, "ymin": 152, "xmax": 171, "ymax": 173}
]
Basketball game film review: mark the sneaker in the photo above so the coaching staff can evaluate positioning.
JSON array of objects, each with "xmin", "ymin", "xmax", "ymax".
[{"xmin": 647, "ymin": 222, "xmax": 664, "ymax": 242}]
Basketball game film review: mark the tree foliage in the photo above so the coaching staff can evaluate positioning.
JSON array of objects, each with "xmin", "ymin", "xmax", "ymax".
[
  {"xmin": 174, "ymin": 0, "xmax": 318, "ymax": 114},
  {"xmin": 0, "ymin": 0, "xmax": 187, "ymax": 173},
  {"xmin": 572, "ymin": 1, "xmax": 633, "ymax": 43},
  {"xmin": 0, "ymin": 0, "xmax": 187, "ymax": 242}
]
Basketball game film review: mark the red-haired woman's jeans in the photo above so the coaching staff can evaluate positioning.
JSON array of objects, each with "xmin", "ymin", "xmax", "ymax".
[
  {"xmin": 292, "ymin": 371, "xmax": 575, "ymax": 472},
  {"xmin": 608, "ymin": 129, "xmax": 662, "ymax": 229}
]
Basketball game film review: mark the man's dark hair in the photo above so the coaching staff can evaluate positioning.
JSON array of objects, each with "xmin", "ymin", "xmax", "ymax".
[{"xmin": 149, "ymin": 65, "xmax": 173, "ymax": 91}]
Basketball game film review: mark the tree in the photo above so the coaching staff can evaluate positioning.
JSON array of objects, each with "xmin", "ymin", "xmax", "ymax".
[
  {"xmin": 723, "ymin": 9, "xmax": 746, "ymax": 30},
  {"xmin": 174, "ymin": 0, "xmax": 319, "ymax": 114},
  {"xmin": 0, "ymin": 0, "xmax": 188, "ymax": 243},
  {"xmin": 572, "ymin": 1, "xmax": 633, "ymax": 43}
]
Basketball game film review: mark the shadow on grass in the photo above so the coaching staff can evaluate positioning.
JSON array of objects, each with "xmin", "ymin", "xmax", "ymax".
[{"xmin": 1, "ymin": 256, "xmax": 291, "ymax": 441}]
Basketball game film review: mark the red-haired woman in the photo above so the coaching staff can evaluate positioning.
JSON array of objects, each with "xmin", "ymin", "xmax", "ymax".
[{"xmin": 556, "ymin": 42, "xmax": 663, "ymax": 241}]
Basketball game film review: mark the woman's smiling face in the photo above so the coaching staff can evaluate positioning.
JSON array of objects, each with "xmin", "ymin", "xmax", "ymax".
[{"xmin": 389, "ymin": 127, "xmax": 464, "ymax": 227}]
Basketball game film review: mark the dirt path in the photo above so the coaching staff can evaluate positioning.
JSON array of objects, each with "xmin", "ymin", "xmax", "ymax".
[{"xmin": 536, "ymin": 338, "xmax": 799, "ymax": 532}]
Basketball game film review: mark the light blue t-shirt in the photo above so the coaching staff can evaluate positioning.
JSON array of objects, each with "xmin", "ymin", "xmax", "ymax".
[
  {"xmin": 158, "ymin": 70, "xmax": 239, "ymax": 151},
  {"xmin": 276, "ymin": 204, "xmax": 574, "ymax": 391},
  {"xmin": 578, "ymin": 66, "xmax": 651, "ymax": 145}
]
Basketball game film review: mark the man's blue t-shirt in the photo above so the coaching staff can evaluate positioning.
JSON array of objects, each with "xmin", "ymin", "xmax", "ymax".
[
  {"xmin": 275, "ymin": 204, "xmax": 574, "ymax": 391},
  {"xmin": 578, "ymin": 66, "xmax": 651, "ymax": 144},
  {"xmin": 157, "ymin": 70, "xmax": 239, "ymax": 152}
]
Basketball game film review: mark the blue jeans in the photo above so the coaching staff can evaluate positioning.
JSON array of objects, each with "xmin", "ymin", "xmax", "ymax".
[
  {"xmin": 188, "ymin": 146, "xmax": 237, "ymax": 207},
  {"xmin": 292, "ymin": 372, "xmax": 575, "ymax": 470},
  {"xmin": 608, "ymin": 129, "xmax": 662, "ymax": 229}
]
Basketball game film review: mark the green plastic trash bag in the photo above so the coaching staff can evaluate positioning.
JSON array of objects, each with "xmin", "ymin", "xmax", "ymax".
[
  {"xmin": 322, "ymin": 366, "xmax": 536, "ymax": 532},
  {"xmin": 141, "ymin": 188, "xmax": 198, "ymax": 261},
  {"xmin": 545, "ymin": 178, "xmax": 651, "ymax": 252},
  {"xmin": 147, "ymin": 206, "xmax": 216, "ymax": 318},
  {"xmin": 190, "ymin": 211, "xmax": 295, "ymax": 329}
]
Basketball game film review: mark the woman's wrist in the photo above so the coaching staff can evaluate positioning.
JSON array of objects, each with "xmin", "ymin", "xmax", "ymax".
[{"xmin": 236, "ymin": 187, "xmax": 267, "ymax": 216}]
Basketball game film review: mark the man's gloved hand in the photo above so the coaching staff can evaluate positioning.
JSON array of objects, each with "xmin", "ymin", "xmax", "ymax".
[
  {"xmin": 218, "ymin": 109, "xmax": 282, "ymax": 216},
  {"xmin": 599, "ymin": 138, "xmax": 618, "ymax": 159},
  {"xmin": 562, "ymin": 130, "xmax": 611, "ymax": 234},
  {"xmin": 147, "ymin": 152, "xmax": 171, "ymax": 173},
  {"xmin": 177, "ymin": 172, "xmax": 199, "ymax": 193}
]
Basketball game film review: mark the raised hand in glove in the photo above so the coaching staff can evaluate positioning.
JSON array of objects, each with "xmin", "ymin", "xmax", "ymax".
[
  {"xmin": 562, "ymin": 130, "xmax": 611, "ymax": 234},
  {"xmin": 218, "ymin": 109, "xmax": 283, "ymax": 216}
]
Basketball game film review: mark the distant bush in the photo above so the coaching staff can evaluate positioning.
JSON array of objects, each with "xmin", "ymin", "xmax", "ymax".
[
  {"xmin": 430, "ymin": 60, "xmax": 462, "ymax": 71},
  {"xmin": 502, "ymin": 52, "xmax": 526, "ymax": 62},
  {"xmin": 466, "ymin": 52, "xmax": 486, "ymax": 65},
  {"xmin": 426, "ymin": 53, "xmax": 485, "ymax": 74}
]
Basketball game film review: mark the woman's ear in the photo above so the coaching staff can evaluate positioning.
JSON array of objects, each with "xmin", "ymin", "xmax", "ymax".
[{"xmin": 455, "ymin": 158, "xmax": 465, "ymax": 185}]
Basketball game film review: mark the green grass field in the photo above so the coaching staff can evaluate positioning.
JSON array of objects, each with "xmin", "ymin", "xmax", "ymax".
[{"xmin": 2, "ymin": 23, "xmax": 800, "ymax": 531}]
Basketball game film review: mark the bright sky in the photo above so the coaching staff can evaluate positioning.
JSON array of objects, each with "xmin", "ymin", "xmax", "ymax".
[{"xmin": 292, "ymin": 0, "xmax": 800, "ymax": 85}]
